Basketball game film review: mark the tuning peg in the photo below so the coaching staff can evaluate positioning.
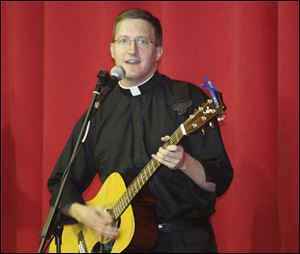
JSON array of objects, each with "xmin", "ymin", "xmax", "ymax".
[
  {"xmin": 217, "ymin": 114, "xmax": 225, "ymax": 121},
  {"xmin": 209, "ymin": 121, "xmax": 215, "ymax": 128}
]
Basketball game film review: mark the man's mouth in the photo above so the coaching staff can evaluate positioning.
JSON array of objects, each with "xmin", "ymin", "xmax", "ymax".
[{"xmin": 125, "ymin": 59, "xmax": 141, "ymax": 64}]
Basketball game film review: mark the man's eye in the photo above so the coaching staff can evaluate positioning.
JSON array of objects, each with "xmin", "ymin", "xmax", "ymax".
[
  {"xmin": 119, "ymin": 38, "xmax": 129, "ymax": 44},
  {"xmin": 137, "ymin": 38, "xmax": 147, "ymax": 45}
]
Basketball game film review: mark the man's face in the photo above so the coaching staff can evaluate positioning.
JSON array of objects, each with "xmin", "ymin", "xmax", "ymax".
[{"xmin": 110, "ymin": 18, "xmax": 163, "ymax": 86}]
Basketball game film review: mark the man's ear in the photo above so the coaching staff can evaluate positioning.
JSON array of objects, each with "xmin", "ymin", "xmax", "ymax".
[
  {"xmin": 155, "ymin": 46, "xmax": 163, "ymax": 61},
  {"xmin": 110, "ymin": 43, "xmax": 115, "ymax": 59}
]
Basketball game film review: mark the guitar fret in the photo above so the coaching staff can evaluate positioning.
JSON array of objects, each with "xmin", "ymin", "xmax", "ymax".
[
  {"xmin": 110, "ymin": 209, "xmax": 116, "ymax": 220},
  {"xmin": 137, "ymin": 177, "xmax": 141, "ymax": 190},
  {"xmin": 124, "ymin": 193, "xmax": 129, "ymax": 204},
  {"xmin": 140, "ymin": 171, "xmax": 146, "ymax": 185},
  {"xmin": 132, "ymin": 181, "xmax": 138, "ymax": 195},
  {"xmin": 175, "ymin": 130, "xmax": 179, "ymax": 142},
  {"xmin": 130, "ymin": 187, "xmax": 136, "ymax": 198},
  {"xmin": 115, "ymin": 202, "xmax": 120, "ymax": 218},
  {"xmin": 132, "ymin": 181, "xmax": 137, "ymax": 194},
  {"xmin": 120, "ymin": 200, "xmax": 124, "ymax": 215}
]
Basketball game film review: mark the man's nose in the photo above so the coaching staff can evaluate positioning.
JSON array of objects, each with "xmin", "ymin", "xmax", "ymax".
[{"xmin": 127, "ymin": 40, "xmax": 138, "ymax": 54}]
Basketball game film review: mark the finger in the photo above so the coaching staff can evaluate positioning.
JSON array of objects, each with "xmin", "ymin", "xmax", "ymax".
[
  {"xmin": 92, "ymin": 220, "xmax": 120, "ymax": 239},
  {"xmin": 152, "ymin": 154, "xmax": 176, "ymax": 169},
  {"xmin": 158, "ymin": 147, "xmax": 169, "ymax": 156},
  {"xmin": 161, "ymin": 135, "xmax": 171, "ymax": 142},
  {"xmin": 157, "ymin": 147, "xmax": 181, "ymax": 161},
  {"xmin": 94, "ymin": 207, "xmax": 113, "ymax": 223},
  {"xmin": 156, "ymin": 149, "xmax": 174, "ymax": 162},
  {"xmin": 93, "ymin": 227, "xmax": 119, "ymax": 241},
  {"xmin": 166, "ymin": 146, "xmax": 185, "ymax": 159},
  {"xmin": 158, "ymin": 145, "xmax": 180, "ymax": 154},
  {"xmin": 160, "ymin": 146, "xmax": 183, "ymax": 159},
  {"xmin": 155, "ymin": 152, "xmax": 176, "ymax": 164},
  {"xmin": 100, "ymin": 225, "xmax": 120, "ymax": 239},
  {"xmin": 166, "ymin": 145, "xmax": 178, "ymax": 152}
]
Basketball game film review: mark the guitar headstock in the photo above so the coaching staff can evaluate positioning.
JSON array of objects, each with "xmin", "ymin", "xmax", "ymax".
[{"xmin": 183, "ymin": 92, "xmax": 225, "ymax": 135}]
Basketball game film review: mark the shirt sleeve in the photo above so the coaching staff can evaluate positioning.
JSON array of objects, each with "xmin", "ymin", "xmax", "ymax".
[
  {"xmin": 186, "ymin": 84, "xmax": 234, "ymax": 197},
  {"xmin": 47, "ymin": 111, "xmax": 98, "ymax": 218}
]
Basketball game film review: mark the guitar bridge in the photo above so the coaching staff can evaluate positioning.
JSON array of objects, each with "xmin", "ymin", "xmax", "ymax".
[{"xmin": 77, "ymin": 230, "xmax": 88, "ymax": 253}]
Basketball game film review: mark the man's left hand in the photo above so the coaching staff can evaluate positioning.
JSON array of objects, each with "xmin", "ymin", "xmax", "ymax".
[{"xmin": 151, "ymin": 135, "xmax": 185, "ymax": 170}]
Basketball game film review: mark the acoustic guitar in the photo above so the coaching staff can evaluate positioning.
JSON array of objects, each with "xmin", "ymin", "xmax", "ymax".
[{"xmin": 49, "ymin": 92, "xmax": 225, "ymax": 253}]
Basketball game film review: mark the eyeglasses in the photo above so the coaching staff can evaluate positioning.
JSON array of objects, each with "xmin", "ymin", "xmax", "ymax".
[{"xmin": 113, "ymin": 37, "xmax": 158, "ymax": 48}]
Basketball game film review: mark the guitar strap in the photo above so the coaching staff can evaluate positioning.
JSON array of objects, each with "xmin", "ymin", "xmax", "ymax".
[
  {"xmin": 170, "ymin": 80, "xmax": 197, "ymax": 156},
  {"xmin": 170, "ymin": 80, "xmax": 193, "ymax": 123},
  {"xmin": 147, "ymin": 79, "xmax": 195, "ymax": 219}
]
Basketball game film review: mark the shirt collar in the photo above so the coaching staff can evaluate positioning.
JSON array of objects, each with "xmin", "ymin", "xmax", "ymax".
[{"xmin": 118, "ymin": 72, "xmax": 159, "ymax": 97}]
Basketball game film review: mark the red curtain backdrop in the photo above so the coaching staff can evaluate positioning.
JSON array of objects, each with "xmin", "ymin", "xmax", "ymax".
[{"xmin": 1, "ymin": 1, "xmax": 299, "ymax": 252}]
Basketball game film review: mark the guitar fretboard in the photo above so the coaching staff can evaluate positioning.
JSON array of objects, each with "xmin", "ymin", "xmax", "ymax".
[{"xmin": 110, "ymin": 125, "xmax": 185, "ymax": 219}]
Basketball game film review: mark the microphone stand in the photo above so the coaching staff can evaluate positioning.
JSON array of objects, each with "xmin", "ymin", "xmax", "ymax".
[{"xmin": 38, "ymin": 70, "xmax": 111, "ymax": 253}]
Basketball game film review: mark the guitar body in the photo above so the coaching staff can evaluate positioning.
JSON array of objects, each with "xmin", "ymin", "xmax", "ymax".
[{"xmin": 49, "ymin": 172, "xmax": 158, "ymax": 253}]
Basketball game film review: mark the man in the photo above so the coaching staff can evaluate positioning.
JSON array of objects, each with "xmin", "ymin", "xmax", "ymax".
[{"xmin": 48, "ymin": 8, "xmax": 233, "ymax": 253}]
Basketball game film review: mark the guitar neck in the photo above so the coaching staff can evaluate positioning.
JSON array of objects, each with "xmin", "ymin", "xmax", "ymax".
[{"xmin": 111, "ymin": 125, "xmax": 185, "ymax": 219}]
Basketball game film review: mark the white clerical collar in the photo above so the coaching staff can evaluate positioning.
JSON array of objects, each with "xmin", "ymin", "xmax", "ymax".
[{"xmin": 118, "ymin": 73, "xmax": 155, "ymax": 96}]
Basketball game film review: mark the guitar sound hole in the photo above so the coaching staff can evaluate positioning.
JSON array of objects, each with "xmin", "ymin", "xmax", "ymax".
[
  {"xmin": 92, "ymin": 241, "xmax": 114, "ymax": 253},
  {"xmin": 91, "ymin": 242, "xmax": 101, "ymax": 253}
]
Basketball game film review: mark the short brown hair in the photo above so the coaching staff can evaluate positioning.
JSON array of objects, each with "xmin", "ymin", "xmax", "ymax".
[{"xmin": 112, "ymin": 8, "xmax": 162, "ymax": 46}]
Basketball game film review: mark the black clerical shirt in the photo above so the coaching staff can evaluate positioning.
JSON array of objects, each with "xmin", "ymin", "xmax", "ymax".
[{"xmin": 48, "ymin": 72, "xmax": 233, "ymax": 223}]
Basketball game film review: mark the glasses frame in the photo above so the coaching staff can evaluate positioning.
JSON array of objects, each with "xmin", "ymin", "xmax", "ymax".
[{"xmin": 113, "ymin": 36, "xmax": 158, "ymax": 47}]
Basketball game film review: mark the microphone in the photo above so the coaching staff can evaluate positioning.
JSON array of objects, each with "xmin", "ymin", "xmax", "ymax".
[
  {"xmin": 110, "ymin": 65, "xmax": 126, "ymax": 85},
  {"xmin": 94, "ymin": 66, "xmax": 126, "ymax": 108}
]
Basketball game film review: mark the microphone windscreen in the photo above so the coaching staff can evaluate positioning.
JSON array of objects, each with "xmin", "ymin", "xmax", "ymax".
[{"xmin": 110, "ymin": 65, "xmax": 126, "ymax": 80}]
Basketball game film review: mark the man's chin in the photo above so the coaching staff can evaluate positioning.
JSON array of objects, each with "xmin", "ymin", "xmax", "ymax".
[{"xmin": 124, "ymin": 73, "xmax": 143, "ymax": 82}]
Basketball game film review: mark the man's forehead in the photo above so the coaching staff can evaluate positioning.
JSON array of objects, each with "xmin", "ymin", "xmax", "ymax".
[{"xmin": 115, "ymin": 18, "xmax": 154, "ymax": 35}]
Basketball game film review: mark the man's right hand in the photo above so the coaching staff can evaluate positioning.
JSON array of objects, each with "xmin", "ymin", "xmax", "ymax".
[{"xmin": 68, "ymin": 202, "xmax": 120, "ymax": 240}]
